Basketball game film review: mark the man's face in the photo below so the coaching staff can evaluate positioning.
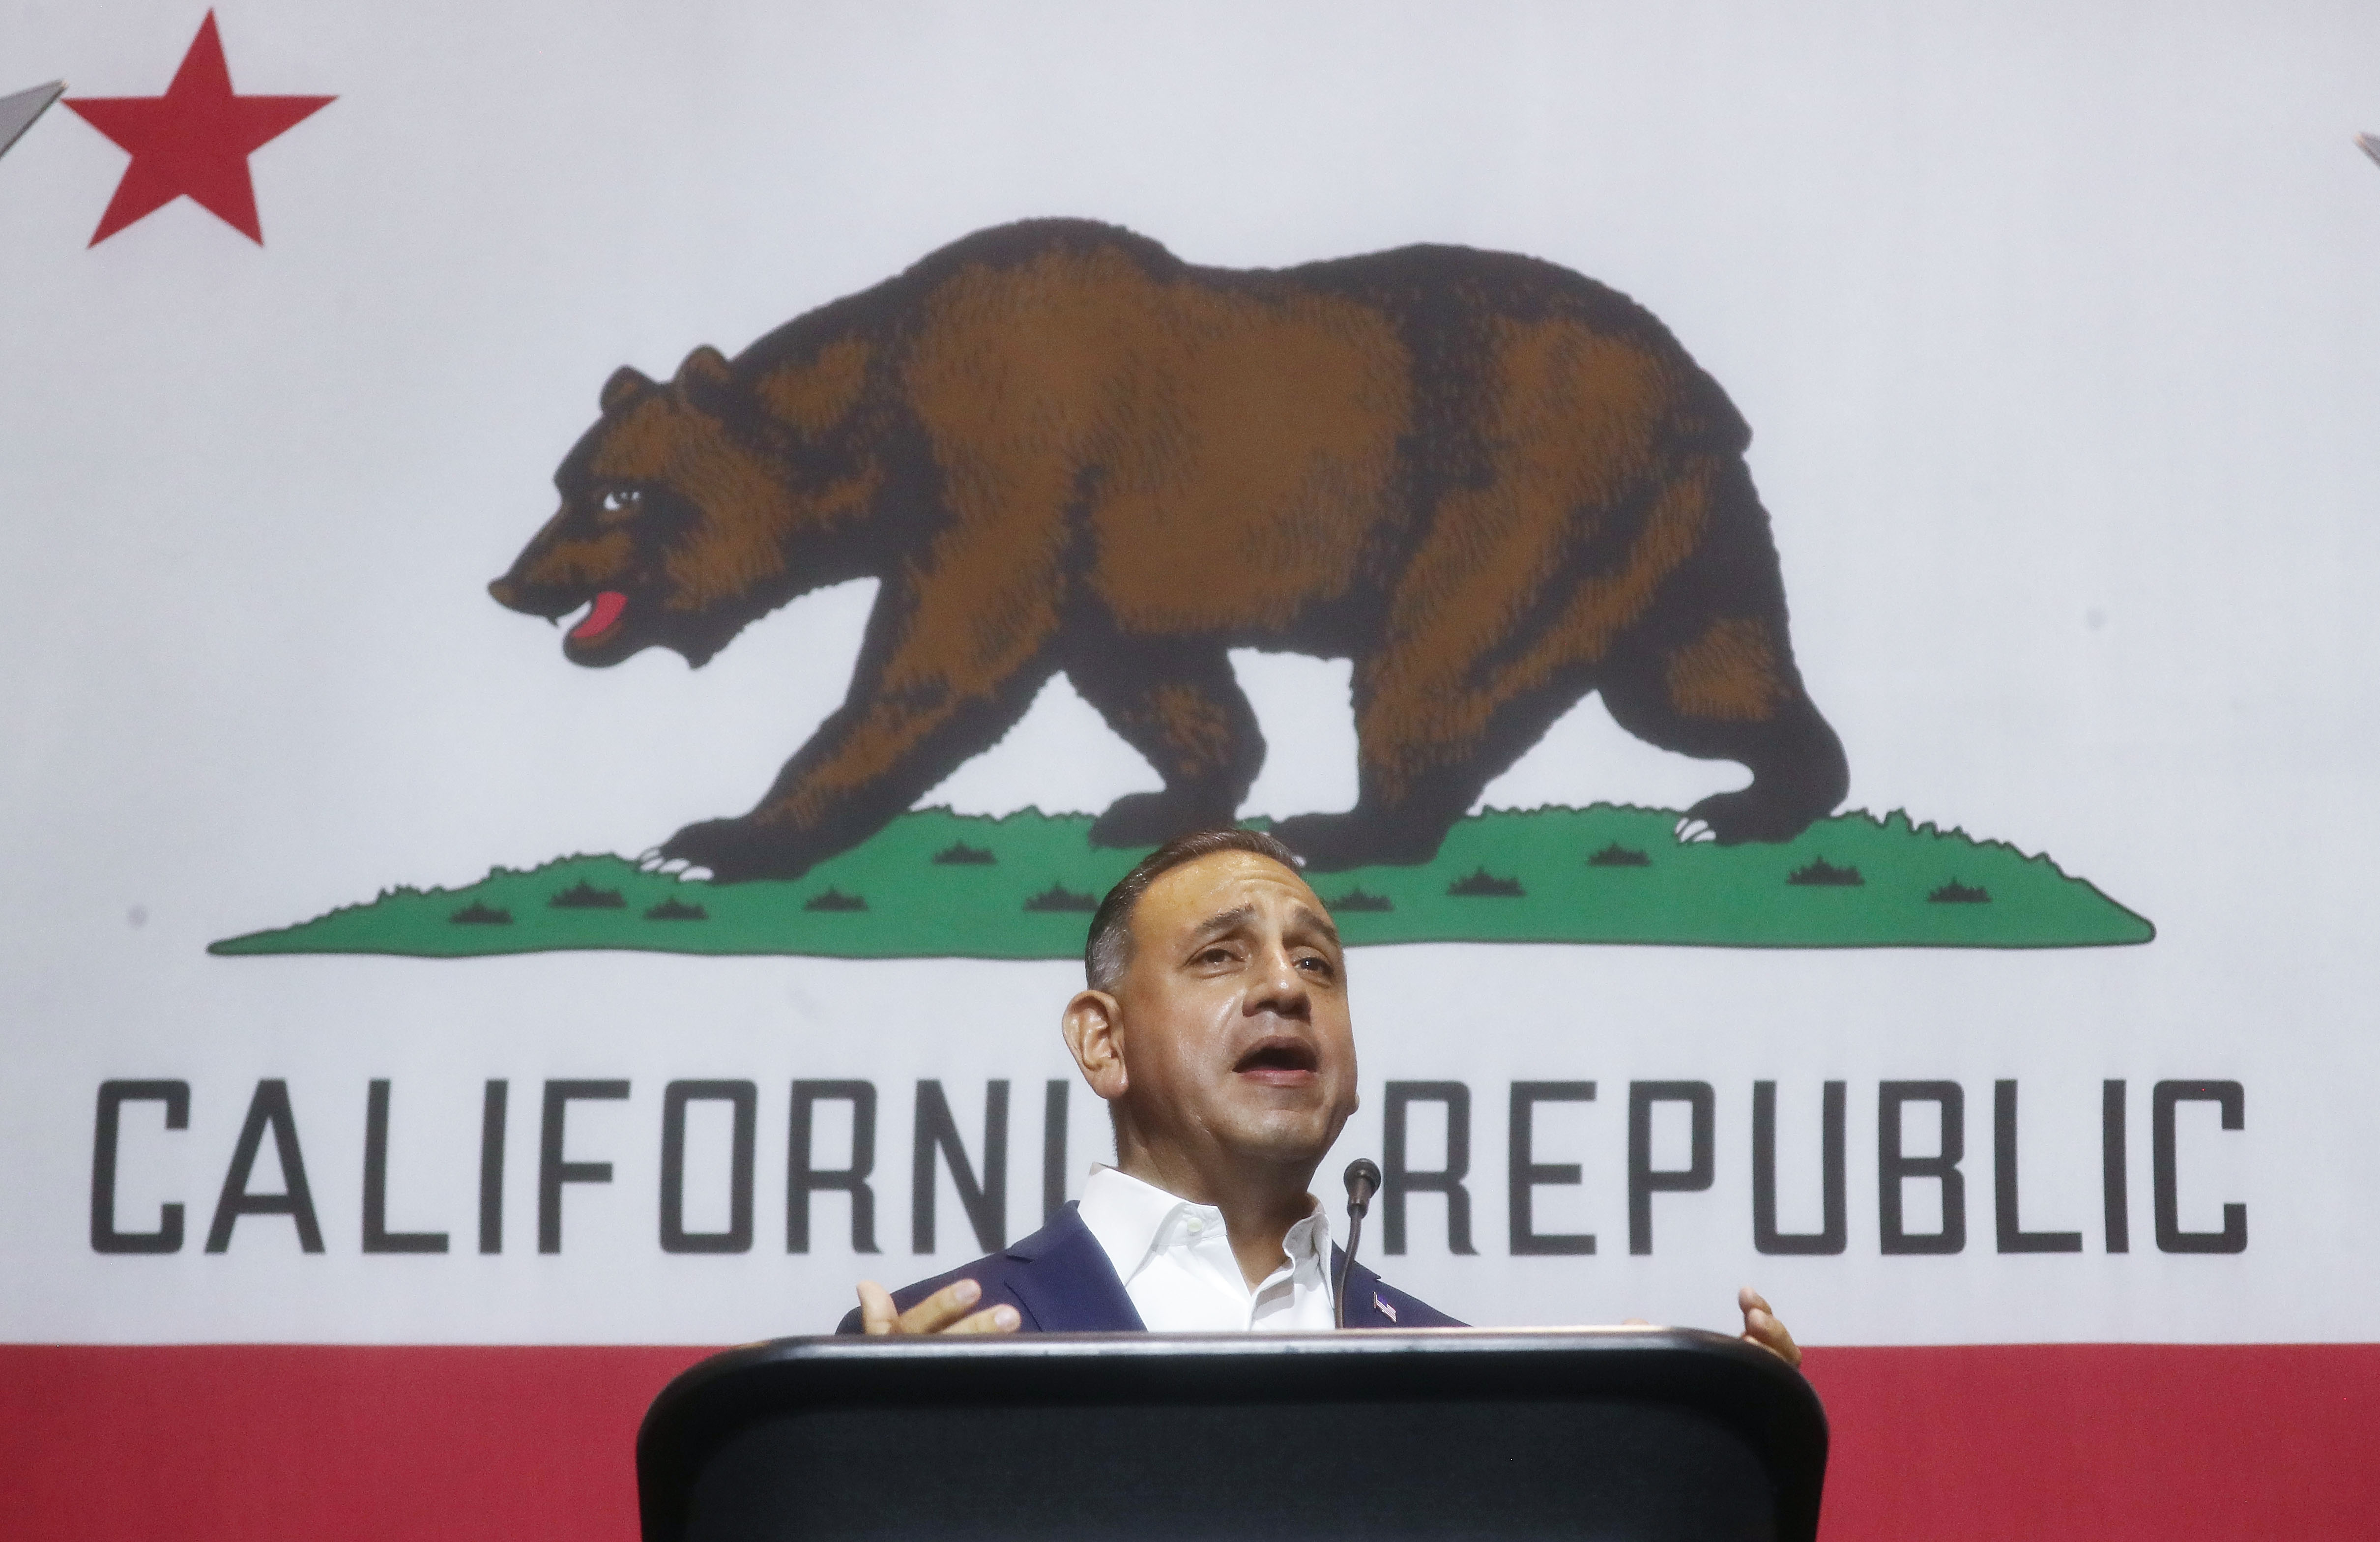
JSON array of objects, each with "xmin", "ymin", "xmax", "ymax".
[{"xmin": 1107, "ymin": 850, "xmax": 1357, "ymax": 1174}]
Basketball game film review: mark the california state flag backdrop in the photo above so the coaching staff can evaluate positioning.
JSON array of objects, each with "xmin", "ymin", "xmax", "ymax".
[{"xmin": 6, "ymin": 3, "xmax": 2380, "ymax": 1538}]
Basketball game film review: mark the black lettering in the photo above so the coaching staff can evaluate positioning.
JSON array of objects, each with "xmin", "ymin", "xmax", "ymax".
[
  {"xmin": 363, "ymin": 1080, "xmax": 449, "ymax": 1253},
  {"xmin": 1509, "ymin": 1081, "xmax": 1596, "ymax": 1255},
  {"xmin": 538, "ymin": 1079, "xmax": 629, "ymax": 1254},
  {"xmin": 912, "ymin": 1080, "xmax": 1008, "ymax": 1254},
  {"xmin": 1752, "ymin": 1081, "xmax": 1845, "ymax": 1255},
  {"xmin": 1383, "ymin": 1081, "xmax": 1476, "ymax": 1256},
  {"xmin": 205, "ymin": 1079, "xmax": 325, "ymax": 1253},
  {"xmin": 1627, "ymin": 1081, "xmax": 1713, "ymax": 1255},
  {"xmin": 660, "ymin": 1080, "xmax": 755, "ymax": 1254},
  {"xmin": 1042, "ymin": 1080, "xmax": 1069, "ymax": 1224},
  {"xmin": 1879, "ymin": 1081, "xmax": 1965, "ymax": 1255},
  {"xmin": 788, "ymin": 1080, "xmax": 877, "ymax": 1253},
  {"xmin": 92, "ymin": 1080, "xmax": 188, "ymax": 1254},
  {"xmin": 2152, "ymin": 1079, "xmax": 2245, "ymax": 1254},
  {"xmin": 478, "ymin": 1080, "xmax": 507, "ymax": 1254},
  {"xmin": 1993, "ymin": 1080, "xmax": 2080, "ymax": 1253},
  {"xmin": 2102, "ymin": 1079, "xmax": 2128, "ymax": 1253}
]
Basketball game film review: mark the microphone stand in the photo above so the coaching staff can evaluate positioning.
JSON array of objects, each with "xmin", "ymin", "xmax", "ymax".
[{"xmin": 1334, "ymin": 1158, "xmax": 1382, "ymax": 1329}]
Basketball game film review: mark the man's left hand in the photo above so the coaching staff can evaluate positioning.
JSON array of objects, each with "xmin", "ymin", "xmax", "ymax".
[{"xmin": 1738, "ymin": 1286, "xmax": 1800, "ymax": 1368}]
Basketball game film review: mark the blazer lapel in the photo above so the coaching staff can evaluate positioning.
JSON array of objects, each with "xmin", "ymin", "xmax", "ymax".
[
  {"xmin": 1005, "ymin": 1205, "xmax": 1146, "ymax": 1332},
  {"xmin": 1333, "ymin": 1251, "xmax": 1399, "ymax": 1329}
]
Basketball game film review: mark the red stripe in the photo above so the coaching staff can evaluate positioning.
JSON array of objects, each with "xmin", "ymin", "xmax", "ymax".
[
  {"xmin": 0, "ymin": 1344, "xmax": 709, "ymax": 1542},
  {"xmin": 1806, "ymin": 1343, "xmax": 2380, "ymax": 1539},
  {"xmin": 2, "ymin": 1342, "xmax": 2375, "ymax": 1540}
]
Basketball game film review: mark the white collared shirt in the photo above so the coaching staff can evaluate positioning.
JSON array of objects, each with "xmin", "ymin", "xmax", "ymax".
[{"xmin": 1075, "ymin": 1164, "xmax": 1337, "ymax": 1332}]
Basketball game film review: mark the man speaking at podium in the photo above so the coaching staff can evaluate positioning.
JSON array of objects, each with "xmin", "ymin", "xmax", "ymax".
[{"xmin": 840, "ymin": 827, "xmax": 1799, "ymax": 1365}]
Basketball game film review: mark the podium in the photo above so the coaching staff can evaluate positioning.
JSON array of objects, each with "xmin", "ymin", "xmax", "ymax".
[{"xmin": 638, "ymin": 1328, "xmax": 1826, "ymax": 1541}]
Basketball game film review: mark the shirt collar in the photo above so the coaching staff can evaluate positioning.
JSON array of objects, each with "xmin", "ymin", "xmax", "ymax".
[
  {"xmin": 1078, "ymin": 1164, "xmax": 1332, "ymax": 1282},
  {"xmin": 1280, "ymin": 1204, "xmax": 1332, "ymax": 1274}
]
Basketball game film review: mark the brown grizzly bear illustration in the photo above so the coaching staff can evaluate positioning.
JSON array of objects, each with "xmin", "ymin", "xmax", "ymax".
[{"xmin": 489, "ymin": 219, "xmax": 1846, "ymax": 881}]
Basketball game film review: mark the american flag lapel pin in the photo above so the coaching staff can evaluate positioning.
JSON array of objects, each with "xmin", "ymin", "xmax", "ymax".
[{"xmin": 1374, "ymin": 1293, "xmax": 1397, "ymax": 1322}]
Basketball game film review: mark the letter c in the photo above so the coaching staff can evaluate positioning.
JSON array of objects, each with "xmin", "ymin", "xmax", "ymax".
[
  {"xmin": 2152, "ymin": 1080, "xmax": 2246, "ymax": 1254},
  {"xmin": 92, "ymin": 1080, "xmax": 189, "ymax": 1254}
]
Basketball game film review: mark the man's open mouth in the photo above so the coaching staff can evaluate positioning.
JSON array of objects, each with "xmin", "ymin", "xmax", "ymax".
[
  {"xmin": 1233, "ymin": 1037, "xmax": 1320, "ymax": 1078},
  {"xmin": 568, "ymin": 590, "xmax": 629, "ymax": 642}
]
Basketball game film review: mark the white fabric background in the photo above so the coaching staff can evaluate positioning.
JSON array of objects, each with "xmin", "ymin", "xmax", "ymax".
[{"xmin": 2, "ymin": 0, "xmax": 2374, "ymax": 1344}]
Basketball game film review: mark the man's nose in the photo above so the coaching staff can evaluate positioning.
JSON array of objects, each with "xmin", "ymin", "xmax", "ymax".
[{"xmin": 1245, "ymin": 944, "xmax": 1312, "ymax": 1019}]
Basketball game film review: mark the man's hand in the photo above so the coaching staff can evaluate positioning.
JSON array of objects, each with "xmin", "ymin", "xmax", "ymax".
[
  {"xmin": 1738, "ymin": 1285, "xmax": 1800, "ymax": 1368},
  {"xmin": 855, "ymin": 1277, "xmax": 1020, "ymax": 1336}
]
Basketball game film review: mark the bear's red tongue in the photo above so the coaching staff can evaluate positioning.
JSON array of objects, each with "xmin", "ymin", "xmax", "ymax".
[{"xmin": 572, "ymin": 591, "xmax": 629, "ymax": 641}]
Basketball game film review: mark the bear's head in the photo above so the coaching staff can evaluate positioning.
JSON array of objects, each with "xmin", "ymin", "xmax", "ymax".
[{"xmin": 489, "ymin": 340, "xmax": 880, "ymax": 668}]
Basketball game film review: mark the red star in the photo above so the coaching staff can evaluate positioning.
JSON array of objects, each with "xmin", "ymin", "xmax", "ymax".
[{"xmin": 65, "ymin": 12, "xmax": 333, "ymax": 246}]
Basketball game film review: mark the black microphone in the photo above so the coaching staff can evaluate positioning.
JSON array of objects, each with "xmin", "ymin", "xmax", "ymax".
[{"xmin": 1334, "ymin": 1158, "xmax": 1382, "ymax": 1329}]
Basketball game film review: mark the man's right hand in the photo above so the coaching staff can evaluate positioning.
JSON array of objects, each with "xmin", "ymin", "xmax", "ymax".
[{"xmin": 855, "ymin": 1277, "xmax": 1021, "ymax": 1336}]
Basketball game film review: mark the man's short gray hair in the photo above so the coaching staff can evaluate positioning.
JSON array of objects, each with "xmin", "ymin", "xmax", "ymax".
[{"xmin": 1084, "ymin": 827, "xmax": 1304, "ymax": 991}]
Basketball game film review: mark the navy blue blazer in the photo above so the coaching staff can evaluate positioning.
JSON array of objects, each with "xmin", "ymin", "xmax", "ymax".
[{"xmin": 835, "ymin": 1203, "xmax": 1461, "ymax": 1333}]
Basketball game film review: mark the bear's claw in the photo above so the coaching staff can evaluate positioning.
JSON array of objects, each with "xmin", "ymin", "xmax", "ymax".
[
  {"xmin": 660, "ymin": 818, "xmax": 811, "ymax": 884},
  {"xmin": 1270, "ymin": 811, "xmax": 1446, "ymax": 873},
  {"xmin": 1088, "ymin": 790, "xmax": 1243, "ymax": 850}
]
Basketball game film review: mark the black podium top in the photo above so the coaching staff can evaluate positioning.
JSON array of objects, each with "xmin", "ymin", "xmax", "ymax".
[{"xmin": 639, "ymin": 1328, "xmax": 1827, "ymax": 1542}]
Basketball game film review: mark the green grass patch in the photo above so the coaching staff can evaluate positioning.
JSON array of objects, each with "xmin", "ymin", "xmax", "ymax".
[{"xmin": 207, "ymin": 804, "xmax": 2152, "ymax": 960}]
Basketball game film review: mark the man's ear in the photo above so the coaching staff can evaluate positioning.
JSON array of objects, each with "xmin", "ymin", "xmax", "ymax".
[{"xmin": 1061, "ymin": 989, "xmax": 1129, "ymax": 1104}]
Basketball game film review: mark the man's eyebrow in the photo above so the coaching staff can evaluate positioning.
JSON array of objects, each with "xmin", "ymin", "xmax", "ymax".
[
  {"xmin": 1287, "ymin": 906, "xmax": 1343, "ymax": 953},
  {"xmin": 1186, "ymin": 904, "xmax": 1259, "ymax": 944},
  {"xmin": 1181, "ymin": 903, "xmax": 1342, "ymax": 956}
]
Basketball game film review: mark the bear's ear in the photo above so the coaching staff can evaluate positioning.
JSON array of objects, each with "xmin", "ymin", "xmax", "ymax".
[
  {"xmin": 675, "ymin": 345, "xmax": 735, "ymax": 403},
  {"xmin": 601, "ymin": 366, "xmax": 653, "ymax": 413}
]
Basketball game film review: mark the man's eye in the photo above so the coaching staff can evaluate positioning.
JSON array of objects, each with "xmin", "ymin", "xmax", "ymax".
[
  {"xmin": 1296, "ymin": 954, "xmax": 1336, "ymax": 978},
  {"xmin": 1195, "ymin": 946, "xmax": 1235, "ymax": 966}
]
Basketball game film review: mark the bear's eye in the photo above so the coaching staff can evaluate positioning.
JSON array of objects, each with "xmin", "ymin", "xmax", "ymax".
[{"xmin": 596, "ymin": 487, "xmax": 641, "ymax": 521}]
